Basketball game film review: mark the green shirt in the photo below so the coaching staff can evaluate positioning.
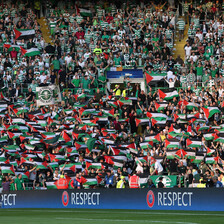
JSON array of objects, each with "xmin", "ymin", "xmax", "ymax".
[
  {"xmin": 113, "ymin": 57, "xmax": 121, "ymax": 66},
  {"xmin": 82, "ymin": 79, "xmax": 90, "ymax": 89},
  {"xmin": 52, "ymin": 60, "xmax": 60, "ymax": 70},
  {"xmin": 196, "ymin": 66, "xmax": 203, "ymax": 76},
  {"xmin": 72, "ymin": 79, "xmax": 80, "ymax": 88},
  {"xmin": 14, "ymin": 177, "xmax": 24, "ymax": 190}
]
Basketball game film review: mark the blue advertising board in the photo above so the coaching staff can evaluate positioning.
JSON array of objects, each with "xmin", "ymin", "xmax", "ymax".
[
  {"xmin": 1, "ymin": 189, "xmax": 224, "ymax": 211},
  {"xmin": 107, "ymin": 69, "xmax": 143, "ymax": 79}
]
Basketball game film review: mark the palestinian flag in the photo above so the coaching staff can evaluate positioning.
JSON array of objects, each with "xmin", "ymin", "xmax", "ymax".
[
  {"xmin": 47, "ymin": 162, "xmax": 59, "ymax": 169},
  {"xmin": 184, "ymin": 149, "xmax": 196, "ymax": 159},
  {"xmin": 48, "ymin": 154, "xmax": 65, "ymax": 162},
  {"xmin": 78, "ymin": 176, "xmax": 98, "ymax": 186},
  {"xmin": 75, "ymin": 5, "xmax": 93, "ymax": 17},
  {"xmin": 75, "ymin": 142, "xmax": 87, "ymax": 150},
  {"xmin": 0, "ymin": 164, "xmax": 15, "ymax": 175},
  {"xmin": 129, "ymin": 146, "xmax": 139, "ymax": 153},
  {"xmin": 135, "ymin": 118, "xmax": 149, "ymax": 126},
  {"xmin": 101, "ymin": 108, "xmax": 115, "ymax": 117},
  {"xmin": 110, "ymin": 146, "xmax": 127, "ymax": 155},
  {"xmin": 125, "ymin": 143, "xmax": 136, "ymax": 150},
  {"xmin": 0, "ymin": 136, "xmax": 8, "ymax": 144},
  {"xmin": 20, "ymin": 47, "xmax": 40, "ymax": 57},
  {"xmin": 59, "ymin": 163, "xmax": 82, "ymax": 172},
  {"xmin": 206, "ymin": 148, "xmax": 215, "ymax": 156},
  {"xmin": 165, "ymin": 139, "xmax": 180, "ymax": 148},
  {"xmin": 192, "ymin": 156, "xmax": 204, "ymax": 164},
  {"xmin": 34, "ymin": 161, "xmax": 48, "ymax": 169},
  {"xmin": 41, "ymin": 132, "xmax": 56, "ymax": 139},
  {"xmin": 139, "ymin": 176, "xmax": 149, "ymax": 188},
  {"xmin": 203, "ymin": 133, "xmax": 218, "ymax": 141},
  {"xmin": 118, "ymin": 99, "xmax": 132, "ymax": 106},
  {"xmin": 135, "ymin": 156, "xmax": 148, "ymax": 164},
  {"xmin": 168, "ymin": 124, "xmax": 182, "ymax": 137},
  {"xmin": 86, "ymin": 138, "xmax": 96, "ymax": 153},
  {"xmin": 45, "ymin": 180, "xmax": 59, "ymax": 189},
  {"xmin": 0, "ymin": 152, "xmax": 6, "ymax": 162},
  {"xmin": 166, "ymin": 149, "xmax": 179, "ymax": 159},
  {"xmin": 62, "ymin": 131, "xmax": 71, "ymax": 143},
  {"xmin": 205, "ymin": 157, "xmax": 218, "ymax": 164},
  {"xmin": 104, "ymin": 156, "xmax": 123, "ymax": 169},
  {"xmin": 198, "ymin": 126, "xmax": 210, "ymax": 131},
  {"xmin": 144, "ymin": 134, "xmax": 160, "ymax": 142},
  {"xmin": 155, "ymin": 102, "xmax": 168, "ymax": 111},
  {"xmin": 3, "ymin": 44, "xmax": 21, "ymax": 52},
  {"xmin": 14, "ymin": 28, "xmax": 35, "ymax": 40},
  {"xmin": 151, "ymin": 118, "xmax": 166, "ymax": 126},
  {"xmin": 203, "ymin": 107, "xmax": 221, "ymax": 119},
  {"xmin": 85, "ymin": 162, "xmax": 104, "ymax": 170},
  {"xmin": 183, "ymin": 100, "xmax": 199, "ymax": 110},
  {"xmin": 42, "ymin": 135, "xmax": 60, "ymax": 145},
  {"xmin": 140, "ymin": 141, "xmax": 153, "ymax": 149},
  {"xmin": 72, "ymin": 132, "xmax": 86, "ymax": 140},
  {"xmin": 186, "ymin": 139, "xmax": 202, "ymax": 148},
  {"xmin": 158, "ymin": 89, "xmax": 179, "ymax": 100},
  {"xmin": 145, "ymin": 72, "xmax": 165, "ymax": 84},
  {"xmin": 15, "ymin": 171, "xmax": 30, "ymax": 179},
  {"xmin": 146, "ymin": 112, "xmax": 168, "ymax": 119},
  {"xmin": 0, "ymin": 92, "xmax": 10, "ymax": 102}
]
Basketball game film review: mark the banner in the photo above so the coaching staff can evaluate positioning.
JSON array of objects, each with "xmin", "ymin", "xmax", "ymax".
[
  {"xmin": 150, "ymin": 175, "xmax": 177, "ymax": 188},
  {"xmin": 1, "ymin": 189, "xmax": 224, "ymax": 211},
  {"xmin": 36, "ymin": 85, "xmax": 61, "ymax": 107},
  {"xmin": 107, "ymin": 69, "xmax": 143, "ymax": 79}
]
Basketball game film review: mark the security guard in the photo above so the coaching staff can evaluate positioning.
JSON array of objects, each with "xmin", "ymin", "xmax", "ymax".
[
  {"xmin": 116, "ymin": 176, "xmax": 126, "ymax": 188},
  {"xmin": 57, "ymin": 175, "xmax": 68, "ymax": 189},
  {"xmin": 34, "ymin": 0, "xmax": 41, "ymax": 19},
  {"xmin": 113, "ymin": 84, "xmax": 121, "ymax": 96},
  {"xmin": 129, "ymin": 173, "xmax": 140, "ymax": 188}
]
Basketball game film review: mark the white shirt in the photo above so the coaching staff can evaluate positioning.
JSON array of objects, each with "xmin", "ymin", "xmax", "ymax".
[
  {"xmin": 184, "ymin": 46, "xmax": 192, "ymax": 56},
  {"xmin": 39, "ymin": 74, "xmax": 47, "ymax": 83},
  {"xmin": 155, "ymin": 161, "xmax": 163, "ymax": 173},
  {"xmin": 65, "ymin": 56, "xmax": 72, "ymax": 65}
]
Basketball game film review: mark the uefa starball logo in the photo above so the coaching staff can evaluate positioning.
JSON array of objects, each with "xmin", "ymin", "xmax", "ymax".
[
  {"xmin": 62, "ymin": 191, "xmax": 69, "ymax": 207},
  {"xmin": 146, "ymin": 190, "xmax": 155, "ymax": 208}
]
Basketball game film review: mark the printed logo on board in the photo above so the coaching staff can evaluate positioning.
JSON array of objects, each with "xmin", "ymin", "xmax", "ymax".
[
  {"xmin": 146, "ymin": 190, "xmax": 155, "ymax": 208},
  {"xmin": 62, "ymin": 191, "xmax": 69, "ymax": 207}
]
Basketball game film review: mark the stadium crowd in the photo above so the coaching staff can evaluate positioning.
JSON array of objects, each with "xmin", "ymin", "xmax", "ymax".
[{"xmin": 1, "ymin": 0, "xmax": 224, "ymax": 192}]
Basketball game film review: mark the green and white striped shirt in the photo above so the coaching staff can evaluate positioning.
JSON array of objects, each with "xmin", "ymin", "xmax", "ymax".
[{"xmin": 177, "ymin": 20, "xmax": 185, "ymax": 30}]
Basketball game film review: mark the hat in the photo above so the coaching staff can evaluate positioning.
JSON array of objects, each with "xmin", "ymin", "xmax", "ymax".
[
  {"xmin": 60, "ymin": 175, "xmax": 64, "ymax": 178},
  {"xmin": 115, "ymin": 85, "xmax": 119, "ymax": 87},
  {"xmin": 120, "ymin": 176, "xmax": 125, "ymax": 180}
]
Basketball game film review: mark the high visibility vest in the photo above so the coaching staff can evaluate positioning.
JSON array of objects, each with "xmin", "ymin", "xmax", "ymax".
[
  {"xmin": 116, "ymin": 180, "xmax": 125, "ymax": 188},
  {"xmin": 57, "ymin": 178, "xmax": 68, "ymax": 189},
  {"xmin": 113, "ymin": 88, "xmax": 121, "ymax": 96},
  {"xmin": 129, "ymin": 175, "xmax": 139, "ymax": 188},
  {"xmin": 34, "ymin": 1, "xmax": 40, "ymax": 10},
  {"xmin": 122, "ymin": 90, "xmax": 126, "ymax": 97}
]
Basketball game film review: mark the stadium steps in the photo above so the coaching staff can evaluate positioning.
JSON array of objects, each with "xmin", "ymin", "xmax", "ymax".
[
  {"xmin": 173, "ymin": 17, "xmax": 189, "ymax": 60},
  {"xmin": 37, "ymin": 17, "xmax": 53, "ymax": 45}
]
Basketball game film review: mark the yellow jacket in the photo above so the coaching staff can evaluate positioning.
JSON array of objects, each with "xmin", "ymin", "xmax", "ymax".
[
  {"xmin": 113, "ymin": 88, "xmax": 121, "ymax": 96},
  {"xmin": 116, "ymin": 179, "xmax": 125, "ymax": 188}
]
